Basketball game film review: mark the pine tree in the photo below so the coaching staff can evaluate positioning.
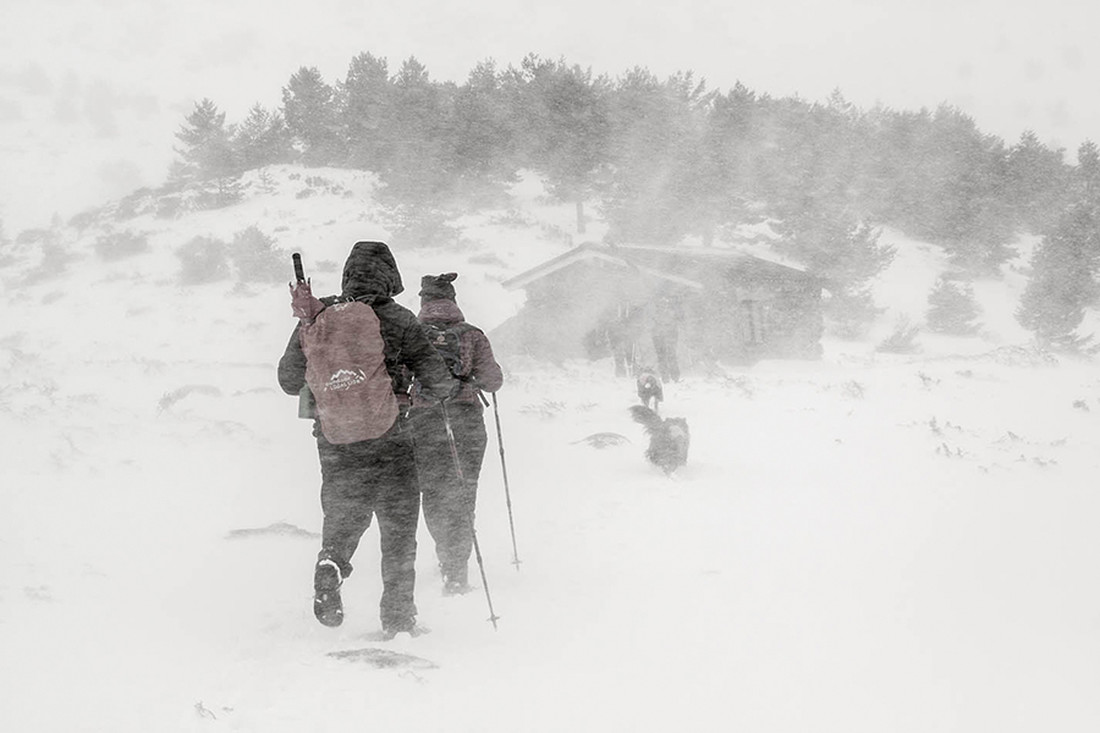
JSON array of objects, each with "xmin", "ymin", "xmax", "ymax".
[
  {"xmin": 774, "ymin": 208, "xmax": 895, "ymax": 286},
  {"xmin": 376, "ymin": 57, "xmax": 453, "ymax": 204},
  {"xmin": 173, "ymin": 98, "xmax": 242, "ymax": 207},
  {"xmin": 923, "ymin": 109, "xmax": 1015, "ymax": 274},
  {"xmin": 926, "ymin": 277, "xmax": 982, "ymax": 334},
  {"xmin": 602, "ymin": 68, "xmax": 707, "ymax": 243},
  {"xmin": 702, "ymin": 81, "xmax": 760, "ymax": 232},
  {"xmin": 600, "ymin": 66, "xmax": 667, "ymax": 242},
  {"xmin": 1017, "ymin": 202, "xmax": 1100, "ymax": 346},
  {"xmin": 342, "ymin": 52, "xmax": 392, "ymax": 170},
  {"xmin": 282, "ymin": 66, "xmax": 340, "ymax": 165},
  {"xmin": 774, "ymin": 208, "xmax": 895, "ymax": 337},
  {"xmin": 174, "ymin": 99, "xmax": 236, "ymax": 177},
  {"xmin": 866, "ymin": 104, "xmax": 1015, "ymax": 273},
  {"xmin": 233, "ymin": 104, "xmax": 293, "ymax": 171},
  {"xmin": 508, "ymin": 55, "xmax": 610, "ymax": 233},
  {"xmin": 1005, "ymin": 130, "xmax": 1069, "ymax": 234},
  {"xmin": 1072, "ymin": 140, "xmax": 1100, "ymax": 204},
  {"xmin": 446, "ymin": 59, "xmax": 517, "ymax": 198}
]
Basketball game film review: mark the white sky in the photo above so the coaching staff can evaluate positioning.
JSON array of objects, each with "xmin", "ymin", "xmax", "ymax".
[{"xmin": 2, "ymin": 0, "xmax": 1100, "ymax": 228}]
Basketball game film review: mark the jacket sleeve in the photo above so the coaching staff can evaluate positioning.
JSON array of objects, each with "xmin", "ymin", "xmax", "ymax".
[
  {"xmin": 467, "ymin": 329, "xmax": 504, "ymax": 393},
  {"xmin": 400, "ymin": 317, "xmax": 457, "ymax": 401},
  {"xmin": 277, "ymin": 323, "xmax": 307, "ymax": 395}
]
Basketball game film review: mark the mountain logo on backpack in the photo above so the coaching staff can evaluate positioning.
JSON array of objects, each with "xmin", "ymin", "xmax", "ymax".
[{"xmin": 325, "ymin": 368, "xmax": 367, "ymax": 392}]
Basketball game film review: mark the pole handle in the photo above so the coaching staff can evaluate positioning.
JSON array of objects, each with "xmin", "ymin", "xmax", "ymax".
[{"xmin": 292, "ymin": 252, "xmax": 305, "ymax": 283}]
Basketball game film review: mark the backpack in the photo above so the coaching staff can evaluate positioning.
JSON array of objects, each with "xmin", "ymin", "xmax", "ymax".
[
  {"xmin": 299, "ymin": 299, "xmax": 398, "ymax": 444},
  {"xmin": 422, "ymin": 321, "xmax": 476, "ymax": 381}
]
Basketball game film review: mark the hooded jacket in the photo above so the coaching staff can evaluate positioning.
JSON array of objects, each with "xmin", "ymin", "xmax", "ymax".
[
  {"xmin": 278, "ymin": 241, "xmax": 455, "ymax": 408},
  {"xmin": 411, "ymin": 298, "xmax": 503, "ymax": 409}
]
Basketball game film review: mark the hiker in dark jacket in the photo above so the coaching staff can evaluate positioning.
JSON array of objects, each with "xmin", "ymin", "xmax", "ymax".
[
  {"xmin": 651, "ymin": 293, "xmax": 682, "ymax": 383},
  {"xmin": 408, "ymin": 273, "xmax": 504, "ymax": 595},
  {"xmin": 605, "ymin": 303, "xmax": 642, "ymax": 378},
  {"xmin": 278, "ymin": 241, "xmax": 455, "ymax": 635}
]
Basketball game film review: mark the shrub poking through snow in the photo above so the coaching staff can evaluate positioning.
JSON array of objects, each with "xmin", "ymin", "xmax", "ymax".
[
  {"xmin": 228, "ymin": 225, "xmax": 286, "ymax": 284},
  {"xmin": 876, "ymin": 316, "xmax": 921, "ymax": 354},
  {"xmin": 93, "ymin": 229, "xmax": 149, "ymax": 262},
  {"xmin": 176, "ymin": 236, "xmax": 230, "ymax": 285}
]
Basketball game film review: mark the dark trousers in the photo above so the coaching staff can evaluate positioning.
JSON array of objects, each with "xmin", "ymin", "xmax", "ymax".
[
  {"xmin": 409, "ymin": 403, "xmax": 488, "ymax": 585},
  {"xmin": 315, "ymin": 422, "xmax": 419, "ymax": 629},
  {"xmin": 652, "ymin": 332, "xmax": 680, "ymax": 382}
]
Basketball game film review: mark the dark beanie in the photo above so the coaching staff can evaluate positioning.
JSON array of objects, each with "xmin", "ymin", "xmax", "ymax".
[{"xmin": 419, "ymin": 272, "xmax": 458, "ymax": 302}]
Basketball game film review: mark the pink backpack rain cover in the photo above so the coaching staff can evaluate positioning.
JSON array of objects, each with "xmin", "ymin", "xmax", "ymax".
[{"xmin": 299, "ymin": 300, "xmax": 398, "ymax": 444}]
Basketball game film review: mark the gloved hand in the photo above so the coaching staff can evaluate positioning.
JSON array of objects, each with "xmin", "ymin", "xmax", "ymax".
[{"xmin": 290, "ymin": 279, "xmax": 324, "ymax": 323}]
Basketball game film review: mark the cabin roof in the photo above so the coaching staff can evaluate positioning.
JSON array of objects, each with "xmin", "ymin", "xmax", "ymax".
[{"xmin": 501, "ymin": 241, "xmax": 808, "ymax": 292}]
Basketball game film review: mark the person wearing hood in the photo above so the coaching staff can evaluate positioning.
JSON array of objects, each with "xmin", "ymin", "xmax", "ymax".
[
  {"xmin": 408, "ymin": 272, "xmax": 504, "ymax": 596},
  {"xmin": 278, "ymin": 241, "xmax": 455, "ymax": 635}
]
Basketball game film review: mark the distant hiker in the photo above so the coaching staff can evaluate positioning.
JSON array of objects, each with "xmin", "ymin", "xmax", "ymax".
[
  {"xmin": 278, "ymin": 241, "xmax": 455, "ymax": 636},
  {"xmin": 408, "ymin": 272, "xmax": 504, "ymax": 596},
  {"xmin": 651, "ymin": 294, "xmax": 682, "ymax": 383},
  {"xmin": 606, "ymin": 303, "xmax": 641, "ymax": 378}
]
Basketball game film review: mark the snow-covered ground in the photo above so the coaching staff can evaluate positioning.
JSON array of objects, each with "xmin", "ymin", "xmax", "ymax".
[{"xmin": 2, "ymin": 171, "xmax": 1099, "ymax": 732}]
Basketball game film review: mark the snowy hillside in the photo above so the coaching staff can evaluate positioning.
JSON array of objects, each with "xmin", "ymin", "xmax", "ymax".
[{"xmin": 2, "ymin": 168, "xmax": 1100, "ymax": 732}]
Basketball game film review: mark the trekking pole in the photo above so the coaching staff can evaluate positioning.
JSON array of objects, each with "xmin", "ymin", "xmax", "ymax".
[
  {"xmin": 289, "ymin": 253, "xmax": 321, "ymax": 418},
  {"xmin": 439, "ymin": 399, "xmax": 500, "ymax": 630},
  {"xmin": 490, "ymin": 392, "xmax": 521, "ymax": 570}
]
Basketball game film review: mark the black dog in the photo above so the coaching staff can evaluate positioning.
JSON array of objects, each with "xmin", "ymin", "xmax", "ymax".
[
  {"xmin": 635, "ymin": 370, "xmax": 663, "ymax": 412},
  {"xmin": 629, "ymin": 405, "xmax": 689, "ymax": 475}
]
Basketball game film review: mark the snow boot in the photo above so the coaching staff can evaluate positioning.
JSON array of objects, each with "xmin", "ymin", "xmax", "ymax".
[
  {"xmin": 313, "ymin": 558, "xmax": 344, "ymax": 628},
  {"xmin": 443, "ymin": 578, "xmax": 473, "ymax": 596},
  {"xmin": 441, "ymin": 563, "xmax": 470, "ymax": 596},
  {"xmin": 380, "ymin": 618, "xmax": 429, "ymax": 640}
]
